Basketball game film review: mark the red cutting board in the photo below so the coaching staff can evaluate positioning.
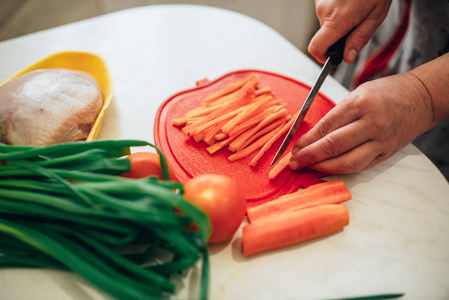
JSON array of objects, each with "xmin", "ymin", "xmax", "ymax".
[{"xmin": 154, "ymin": 69, "xmax": 335, "ymax": 207}]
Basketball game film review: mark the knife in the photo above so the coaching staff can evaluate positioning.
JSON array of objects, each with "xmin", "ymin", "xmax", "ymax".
[{"xmin": 270, "ymin": 34, "xmax": 349, "ymax": 166}]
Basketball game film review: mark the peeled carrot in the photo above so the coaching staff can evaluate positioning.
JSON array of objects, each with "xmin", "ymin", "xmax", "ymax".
[
  {"xmin": 221, "ymin": 95, "xmax": 273, "ymax": 134},
  {"xmin": 247, "ymin": 180, "xmax": 352, "ymax": 223},
  {"xmin": 268, "ymin": 152, "xmax": 292, "ymax": 180},
  {"xmin": 255, "ymin": 86, "xmax": 272, "ymax": 96},
  {"xmin": 182, "ymin": 81, "xmax": 256, "ymax": 135},
  {"xmin": 226, "ymin": 106, "xmax": 278, "ymax": 138},
  {"xmin": 203, "ymin": 76, "xmax": 257, "ymax": 105},
  {"xmin": 242, "ymin": 204, "xmax": 349, "ymax": 256},
  {"xmin": 173, "ymin": 76, "xmax": 302, "ymax": 171},
  {"xmin": 227, "ymin": 123, "xmax": 282, "ymax": 162},
  {"xmin": 171, "ymin": 117, "xmax": 187, "ymax": 126},
  {"xmin": 231, "ymin": 117, "xmax": 288, "ymax": 153}
]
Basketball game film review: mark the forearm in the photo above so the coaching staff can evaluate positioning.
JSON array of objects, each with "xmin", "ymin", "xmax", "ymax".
[{"xmin": 406, "ymin": 52, "xmax": 449, "ymax": 128}]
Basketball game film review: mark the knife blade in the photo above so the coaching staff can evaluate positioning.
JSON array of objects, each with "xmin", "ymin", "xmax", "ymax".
[{"xmin": 270, "ymin": 34, "xmax": 349, "ymax": 166}]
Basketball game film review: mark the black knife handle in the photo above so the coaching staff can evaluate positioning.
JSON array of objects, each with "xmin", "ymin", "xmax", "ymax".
[{"xmin": 327, "ymin": 31, "xmax": 351, "ymax": 65}]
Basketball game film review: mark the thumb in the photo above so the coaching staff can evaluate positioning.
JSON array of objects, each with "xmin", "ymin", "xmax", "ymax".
[{"xmin": 344, "ymin": 19, "xmax": 382, "ymax": 64}]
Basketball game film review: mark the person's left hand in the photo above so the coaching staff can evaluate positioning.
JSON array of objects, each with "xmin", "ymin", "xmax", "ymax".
[{"xmin": 288, "ymin": 72, "xmax": 434, "ymax": 174}]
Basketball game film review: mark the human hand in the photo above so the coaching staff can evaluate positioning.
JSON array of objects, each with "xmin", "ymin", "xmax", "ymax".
[
  {"xmin": 309, "ymin": 0, "xmax": 392, "ymax": 64},
  {"xmin": 288, "ymin": 73, "xmax": 434, "ymax": 174}
]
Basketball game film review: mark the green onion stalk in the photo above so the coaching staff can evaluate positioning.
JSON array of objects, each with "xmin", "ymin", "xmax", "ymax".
[{"xmin": 0, "ymin": 140, "xmax": 212, "ymax": 300}]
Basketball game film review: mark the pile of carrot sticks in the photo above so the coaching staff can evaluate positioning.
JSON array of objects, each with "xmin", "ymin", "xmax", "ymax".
[{"xmin": 172, "ymin": 76, "xmax": 295, "ymax": 168}]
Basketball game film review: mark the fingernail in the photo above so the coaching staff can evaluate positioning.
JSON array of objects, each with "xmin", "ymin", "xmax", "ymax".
[
  {"xmin": 347, "ymin": 48, "xmax": 358, "ymax": 63},
  {"xmin": 288, "ymin": 159, "xmax": 299, "ymax": 170}
]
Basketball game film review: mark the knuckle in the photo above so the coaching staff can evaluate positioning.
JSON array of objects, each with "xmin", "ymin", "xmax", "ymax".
[
  {"xmin": 295, "ymin": 148, "xmax": 316, "ymax": 167},
  {"xmin": 321, "ymin": 135, "xmax": 343, "ymax": 158},
  {"xmin": 341, "ymin": 159, "xmax": 363, "ymax": 173},
  {"xmin": 316, "ymin": 117, "xmax": 334, "ymax": 139}
]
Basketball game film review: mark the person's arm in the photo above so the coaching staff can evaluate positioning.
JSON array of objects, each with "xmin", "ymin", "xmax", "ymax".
[
  {"xmin": 309, "ymin": 0, "xmax": 392, "ymax": 64},
  {"xmin": 288, "ymin": 52, "xmax": 449, "ymax": 174}
]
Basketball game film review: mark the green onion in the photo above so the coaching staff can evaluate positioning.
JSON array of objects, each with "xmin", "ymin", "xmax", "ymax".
[{"xmin": 0, "ymin": 140, "xmax": 211, "ymax": 299}]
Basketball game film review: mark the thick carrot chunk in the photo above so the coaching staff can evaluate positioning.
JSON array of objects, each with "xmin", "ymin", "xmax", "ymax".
[
  {"xmin": 246, "ymin": 179, "xmax": 352, "ymax": 222},
  {"xmin": 242, "ymin": 204, "xmax": 349, "ymax": 256}
]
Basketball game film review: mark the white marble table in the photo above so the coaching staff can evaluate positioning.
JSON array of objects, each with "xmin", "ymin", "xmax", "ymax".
[{"xmin": 0, "ymin": 5, "xmax": 448, "ymax": 300}]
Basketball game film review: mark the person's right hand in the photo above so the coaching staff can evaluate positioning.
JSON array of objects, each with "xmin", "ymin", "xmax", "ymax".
[{"xmin": 309, "ymin": 0, "xmax": 392, "ymax": 64}]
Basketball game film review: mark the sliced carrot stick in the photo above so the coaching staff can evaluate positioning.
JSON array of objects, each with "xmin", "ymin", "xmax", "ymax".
[
  {"xmin": 203, "ymin": 120, "xmax": 229, "ymax": 145},
  {"xmin": 221, "ymin": 95, "xmax": 273, "ymax": 134},
  {"xmin": 182, "ymin": 81, "xmax": 256, "ymax": 135},
  {"xmin": 190, "ymin": 106, "xmax": 244, "ymax": 136},
  {"xmin": 206, "ymin": 134, "xmax": 238, "ymax": 154},
  {"xmin": 192, "ymin": 131, "xmax": 207, "ymax": 143},
  {"xmin": 230, "ymin": 117, "xmax": 288, "ymax": 153},
  {"xmin": 249, "ymin": 114, "xmax": 295, "ymax": 167},
  {"xmin": 246, "ymin": 179, "xmax": 352, "ymax": 223},
  {"xmin": 268, "ymin": 152, "xmax": 292, "ymax": 180},
  {"xmin": 202, "ymin": 89, "xmax": 240, "ymax": 108},
  {"xmin": 242, "ymin": 204, "xmax": 350, "ymax": 256},
  {"xmin": 226, "ymin": 106, "xmax": 278, "ymax": 138},
  {"xmin": 171, "ymin": 117, "xmax": 187, "ymax": 126},
  {"xmin": 227, "ymin": 124, "xmax": 282, "ymax": 162},
  {"xmin": 185, "ymin": 105, "xmax": 220, "ymax": 118},
  {"xmin": 214, "ymin": 132, "xmax": 228, "ymax": 141},
  {"xmin": 239, "ymin": 110, "xmax": 289, "ymax": 151},
  {"xmin": 255, "ymin": 86, "xmax": 272, "ymax": 97},
  {"xmin": 203, "ymin": 76, "xmax": 258, "ymax": 105}
]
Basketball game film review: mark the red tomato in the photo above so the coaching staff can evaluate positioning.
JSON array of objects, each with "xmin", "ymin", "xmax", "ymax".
[
  {"xmin": 184, "ymin": 174, "xmax": 246, "ymax": 244},
  {"xmin": 120, "ymin": 152, "xmax": 174, "ymax": 180}
]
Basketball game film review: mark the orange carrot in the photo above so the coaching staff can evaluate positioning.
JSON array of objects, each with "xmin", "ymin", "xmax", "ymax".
[
  {"xmin": 182, "ymin": 81, "xmax": 256, "ymax": 135},
  {"xmin": 203, "ymin": 76, "xmax": 258, "ymax": 104},
  {"xmin": 227, "ymin": 124, "xmax": 282, "ymax": 162},
  {"xmin": 214, "ymin": 132, "xmax": 228, "ymax": 141},
  {"xmin": 255, "ymin": 86, "xmax": 272, "ymax": 96},
  {"xmin": 221, "ymin": 95, "xmax": 273, "ymax": 134},
  {"xmin": 249, "ymin": 113, "xmax": 294, "ymax": 167},
  {"xmin": 185, "ymin": 105, "xmax": 220, "ymax": 118},
  {"xmin": 230, "ymin": 117, "xmax": 288, "ymax": 153},
  {"xmin": 268, "ymin": 152, "xmax": 292, "ymax": 180},
  {"xmin": 203, "ymin": 120, "xmax": 230, "ymax": 145},
  {"xmin": 226, "ymin": 106, "xmax": 278, "ymax": 138},
  {"xmin": 241, "ymin": 204, "xmax": 350, "ymax": 256},
  {"xmin": 206, "ymin": 135, "xmax": 238, "ymax": 154},
  {"xmin": 190, "ymin": 106, "xmax": 244, "ymax": 136},
  {"xmin": 246, "ymin": 180, "xmax": 352, "ymax": 223},
  {"xmin": 171, "ymin": 117, "xmax": 187, "ymax": 126}
]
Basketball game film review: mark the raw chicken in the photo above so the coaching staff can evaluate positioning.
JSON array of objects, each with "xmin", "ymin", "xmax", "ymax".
[{"xmin": 0, "ymin": 68, "xmax": 103, "ymax": 146}]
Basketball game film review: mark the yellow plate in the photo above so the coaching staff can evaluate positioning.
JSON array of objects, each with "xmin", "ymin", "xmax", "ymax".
[{"xmin": 0, "ymin": 51, "xmax": 113, "ymax": 141}]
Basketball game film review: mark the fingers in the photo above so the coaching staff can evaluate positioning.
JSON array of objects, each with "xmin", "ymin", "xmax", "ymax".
[
  {"xmin": 308, "ymin": 0, "xmax": 392, "ymax": 64},
  {"xmin": 304, "ymin": 141, "xmax": 383, "ymax": 174},
  {"xmin": 293, "ymin": 99, "xmax": 360, "ymax": 150},
  {"xmin": 288, "ymin": 118, "xmax": 372, "ymax": 172}
]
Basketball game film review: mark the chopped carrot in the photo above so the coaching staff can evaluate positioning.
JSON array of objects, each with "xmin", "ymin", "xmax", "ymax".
[
  {"xmin": 231, "ymin": 117, "xmax": 288, "ymax": 153},
  {"xmin": 255, "ymin": 86, "xmax": 272, "ymax": 96},
  {"xmin": 268, "ymin": 152, "xmax": 292, "ymax": 180},
  {"xmin": 171, "ymin": 117, "xmax": 187, "ymax": 126},
  {"xmin": 192, "ymin": 131, "xmax": 207, "ymax": 143},
  {"xmin": 214, "ymin": 132, "xmax": 228, "ymax": 141},
  {"xmin": 228, "ymin": 123, "xmax": 282, "ymax": 162},
  {"xmin": 206, "ymin": 135, "xmax": 238, "ymax": 154},
  {"xmin": 221, "ymin": 95, "xmax": 273, "ymax": 134},
  {"xmin": 182, "ymin": 81, "xmax": 256, "ymax": 135},
  {"xmin": 226, "ymin": 106, "xmax": 278, "ymax": 138},
  {"xmin": 242, "ymin": 204, "xmax": 349, "ymax": 256},
  {"xmin": 185, "ymin": 105, "xmax": 220, "ymax": 118},
  {"xmin": 246, "ymin": 180, "xmax": 352, "ymax": 223},
  {"xmin": 173, "ymin": 76, "xmax": 305, "ymax": 172},
  {"xmin": 190, "ymin": 106, "xmax": 244, "ymax": 136},
  {"xmin": 203, "ymin": 76, "xmax": 258, "ymax": 105}
]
